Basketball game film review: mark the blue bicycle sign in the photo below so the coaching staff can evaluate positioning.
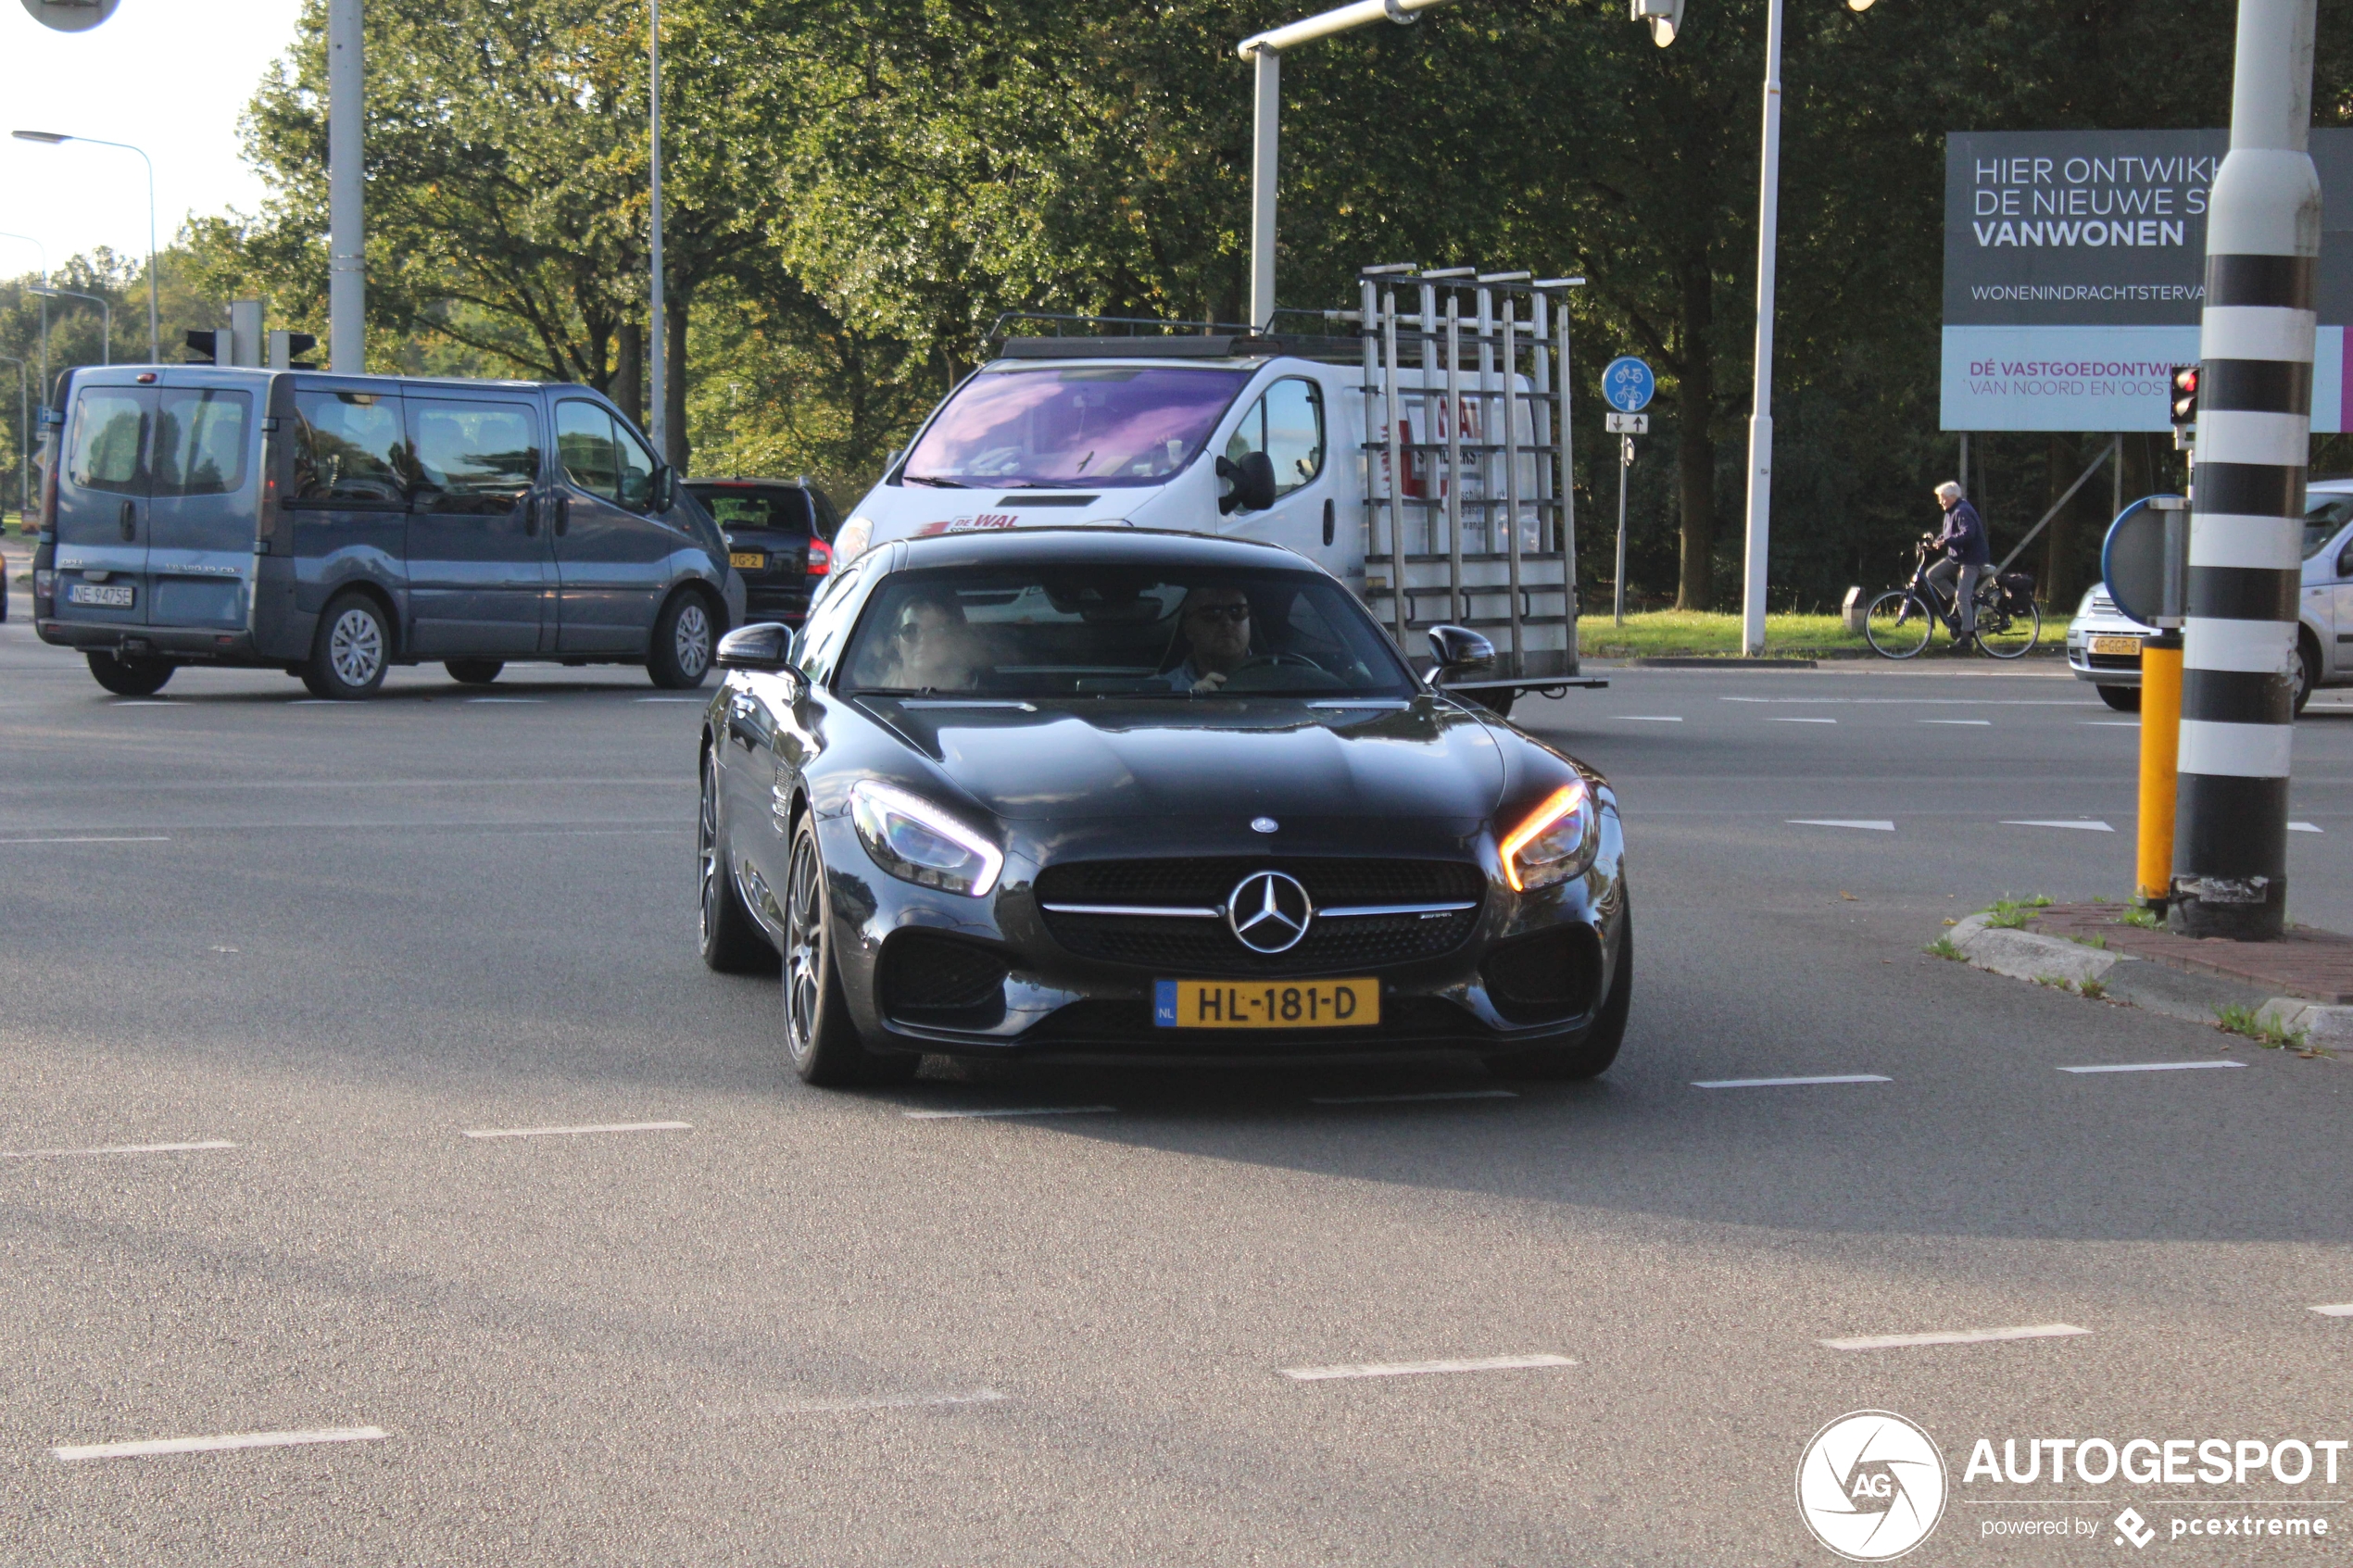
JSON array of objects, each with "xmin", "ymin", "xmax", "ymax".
[{"xmin": 1602, "ymin": 357, "xmax": 1655, "ymax": 413}]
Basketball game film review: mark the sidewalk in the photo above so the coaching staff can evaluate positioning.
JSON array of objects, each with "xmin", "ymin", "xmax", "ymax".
[{"xmin": 2029, "ymin": 903, "xmax": 2353, "ymax": 1004}]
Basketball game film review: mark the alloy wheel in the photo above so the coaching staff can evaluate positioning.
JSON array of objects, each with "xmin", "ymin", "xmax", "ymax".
[
  {"xmin": 698, "ymin": 765, "xmax": 724, "ymax": 948},
  {"xmin": 329, "ymin": 608, "xmax": 384, "ymax": 687},
  {"xmin": 674, "ymin": 602, "xmax": 712, "ymax": 680},
  {"xmin": 783, "ymin": 830, "xmax": 824, "ymax": 1066}
]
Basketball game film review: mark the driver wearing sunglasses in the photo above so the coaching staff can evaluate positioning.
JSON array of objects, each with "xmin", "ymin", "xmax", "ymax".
[{"xmin": 1163, "ymin": 586, "xmax": 1255, "ymax": 694}]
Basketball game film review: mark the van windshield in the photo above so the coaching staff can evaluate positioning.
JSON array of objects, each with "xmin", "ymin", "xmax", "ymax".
[{"xmin": 900, "ymin": 366, "xmax": 1251, "ymax": 490}]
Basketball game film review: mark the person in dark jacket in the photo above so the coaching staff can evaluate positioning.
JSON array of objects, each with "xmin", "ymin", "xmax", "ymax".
[{"xmin": 1928, "ymin": 482, "xmax": 1991, "ymax": 643}]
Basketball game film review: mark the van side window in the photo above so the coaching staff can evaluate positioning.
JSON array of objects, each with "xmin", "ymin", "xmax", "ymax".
[
  {"xmin": 292, "ymin": 391, "xmax": 407, "ymax": 505},
  {"xmin": 556, "ymin": 400, "xmax": 620, "ymax": 500},
  {"xmin": 1225, "ymin": 377, "xmax": 1325, "ymax": 496},
  {"xmin": 68, "ymin": 389, "xmax": 147, "ymax": 495},
  {"xmin": 611, "ymin": 419, "xmax": 659, "ymax": 509},
  {"xmin": 409, "ymin": 398, "xmax": 540, "ymax": 514},
  {"xmin": 153, "ymin": 389, "xmax": 251, "ymax": 497}
]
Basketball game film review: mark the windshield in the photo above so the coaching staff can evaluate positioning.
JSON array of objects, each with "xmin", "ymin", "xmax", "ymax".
[
  {"xmin": 842, "ymin": 565, "xmax": 1417, "ymax": 699},
  {"xmin": 2304, "ymin": 494, "xmax": 2353, "ymax": 558},
  {"xmin": 900, "ymin": 366, "xmax": 1252, "ymax": 489}
]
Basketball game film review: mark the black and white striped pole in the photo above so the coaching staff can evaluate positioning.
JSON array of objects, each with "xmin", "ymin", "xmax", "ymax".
[{"xmin": 2171, "ymin": 0, "xmax": 2319, "ymax": 939}]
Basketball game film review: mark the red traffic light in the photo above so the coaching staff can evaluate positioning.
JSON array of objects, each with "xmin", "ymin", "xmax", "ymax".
[{"xmin": 2169, "ymin": 363, "xmax": 2199, "ymax": 428}]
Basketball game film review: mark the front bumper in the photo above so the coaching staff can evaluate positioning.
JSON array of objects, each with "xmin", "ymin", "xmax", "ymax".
[
  {"xmin": 2065, "ymin": 617, "xmax": 2150, "ymax": 687},
  {"xmin": 807, "ymin": 801, "xmax": 1629, "ymax": 1063}
]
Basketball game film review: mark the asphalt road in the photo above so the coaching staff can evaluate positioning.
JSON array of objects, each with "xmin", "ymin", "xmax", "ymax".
[{"xmin": 3, "ymin": 600, "xmax": 2351, "ymax": 1565}]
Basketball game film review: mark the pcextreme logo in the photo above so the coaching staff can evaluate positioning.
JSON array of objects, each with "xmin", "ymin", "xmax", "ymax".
[{"xmin": 1798, "ymin": 1411, "xmax": 1950, "ymax": 1562}]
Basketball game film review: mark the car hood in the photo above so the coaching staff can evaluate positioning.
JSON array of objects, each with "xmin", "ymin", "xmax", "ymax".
[{"xmin": 857, "ymin": 695, "xmax": 1508, "ymax": 822}]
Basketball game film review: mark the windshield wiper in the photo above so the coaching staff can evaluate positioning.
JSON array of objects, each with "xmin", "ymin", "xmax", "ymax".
[{"xmin": 901, "ymin": 475, "xmax": 968, "ymax": 489}]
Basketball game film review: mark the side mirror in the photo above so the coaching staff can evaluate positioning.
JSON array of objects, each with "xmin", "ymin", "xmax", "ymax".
[
  {"xmin": 1216, "ymin": 451, "xmax": 1278, "ymax": 515},
  {"xmin": 648, "ymin": 464, "xmax": 679, "ymax": 513},
  {"xmin": 715, "ymin": 621, "xmax": 800, "ymax": 674},
  {"xmin": 1426, "ymin": 624, "xmax": 1495, "ymax": 677}
]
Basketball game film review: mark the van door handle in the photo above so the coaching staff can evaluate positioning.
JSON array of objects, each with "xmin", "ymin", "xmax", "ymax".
[
  {"xmin": 1322, "ymin": 497, "xmax": 1335, "ymax": 546},
  {"xmin": 522, "ymin": 495, "xmax": 539, "ymax": 536},
  {"xmin": 120, "ymin": 500, "xmax": 136, "ymax": 541},
  {"xmin": 553, "ymin": 495, "xmax": 570, "ymax": 536}
]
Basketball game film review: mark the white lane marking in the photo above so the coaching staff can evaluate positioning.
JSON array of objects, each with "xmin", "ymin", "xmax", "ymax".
[
  {"xmin": 1788, "ymin": 819, "xmax": 1894, "ymax": 832},
  {"xmin": 1919, "ymin": 719, "xmax": 1991, "ymax": 725},
  {"xmin": 54, "ymin": 1425, "xmax": 386, "ymax": 1462},
  {"xmin": 2003, "ymin": 819, "xmax": 2114, "ymax": 832},
  {"xmin": 107, "ymin": 701, "xmax": 183, "ymax": 707},
  {"xmin": 465, "ymin": 697, "xmax": 545, "ymax": 704},
  {"xmin": 0, "ymin": 835, "xmax": 171, "ymax": 845},
  {"xmin": 901, "ymin": 1105, "xmax": 1117, "ymax": 1120},
  {"xmin": 462, "ymin": 1121, "xmax": 692, "ymax": 1139},
  {"xmin": 1614, "ymin": 715, "xmax": 1684, "ymax": 722},
  {"xmin": 1281, "ymin": 1353, "xmax": 1576, "ymax": 1382},
  {"xmin": 1768, "ymin": 717, "xmax": 1838, "ymax": 724},
  {"xmin": 778, "ymin": 1389, "xmax": 1007, "ymax": 1413},
  {"xmin": 2310, "ymin": 1303, "xmax": 2353, "ymax": 1318},
  {"xmin": 1310, "ymin": 1089, "xmax": 1518, "ymax": 1105},
  {"xmin": 2, "ymin": 1139, "xmax": 235, "ymax": 1160},
  {"xmin": 2289, "ymin": 822, "xmax": 2322, "ymax": 834},
  {"xmin": 1693, "ymin": 1074, "xmax": 1891, "ymax": 1089},
  {"xmin": 1718, "ymin": 696, "xmax": 2095, "ymax": 707},
  {"xmin": 2057, "ymin": 1060, "xmax": 2247, "ymax": 1074},
  {"xmin": 1820, "ymin": 1323, "xmax": 2090, "ymax": 1352}
]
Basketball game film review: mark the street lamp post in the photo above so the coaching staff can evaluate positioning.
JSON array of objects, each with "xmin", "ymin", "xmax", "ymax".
[
  {"xmin": 30, "ymin": 282, "xmax": 108, "ymax": 365},
  {"xmin": 648, "ymin": 0, "xmax": 668, "ymax": 461},
  {"xmin": 0, "ymin": 355, "xmax": 28, "ymax": 519},
  {"xmin": 10, "ymin": 131, "xmax": 158, "ymax": 363},
  {"xmin": 328, "ymin": 0, "xmax": 365, "ymax": 372}
]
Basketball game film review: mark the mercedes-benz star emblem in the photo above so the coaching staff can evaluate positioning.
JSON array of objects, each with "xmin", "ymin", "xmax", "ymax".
[
  {"xmin": 1251, "ymin": 816, "xmax": 1278, "ymax": 834},
  {"xmin": 1227, "ymin": 871, "xmax": 1314, "ymax": 954}
]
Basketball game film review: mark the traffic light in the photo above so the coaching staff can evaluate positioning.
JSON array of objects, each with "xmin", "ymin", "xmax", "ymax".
[
  {"xmin": 183, "ymin": 329, "xmax": 219, "ymax": 364},
  {"xmin": 1629, "ymin": 0, "xmax": 1683, "ymax": 45},
  {"xmin": 271, "ymin": 330, "xmax": 319, "ymax": 370},
  {"xmin": 2169, "ymin": 364, "xmax": 2200, "ymax": 432}
]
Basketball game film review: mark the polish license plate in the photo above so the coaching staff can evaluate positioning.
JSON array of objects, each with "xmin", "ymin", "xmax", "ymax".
[
  {"xmin": 68, "ymin": 582, "xmax": 135, "ymax": 608},
  {"xmin": 1154, "ymin": 977, "xmax": 1380, "ymax": 1030},
  {"xmin": 2089, "ymin": 635, "xmax": 2142, "ymax": 657},
  {"xmin": 730, "ymin": 551, "xmax": 765, "ymax": 571}
]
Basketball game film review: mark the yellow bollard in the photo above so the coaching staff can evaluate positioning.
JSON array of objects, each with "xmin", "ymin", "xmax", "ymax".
[{"xmin": 2136, "ymin": 633, "xmax": 2183, "ymax": 906}]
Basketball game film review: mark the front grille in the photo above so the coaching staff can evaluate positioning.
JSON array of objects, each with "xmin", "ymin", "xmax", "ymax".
[
  {"xmin": 1035, "ymin": 857, "xmax": 1483, "ymax": 977},
  {"xmin": 2085, "ymin": 652, "xmax": 2141, "ymax": 671},
  {"xmin": 877, "ymin": 931, "xmax": 1009, "ymax": 1029},
  {"xmin": 1025, "ymin": 995, "xmax": 1478, "ymax": 1048},
  {"xmin": 1480, "ymin": 925, "xmax": 1603, "ymax": 1024}
]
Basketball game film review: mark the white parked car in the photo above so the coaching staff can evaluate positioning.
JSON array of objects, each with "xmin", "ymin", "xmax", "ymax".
[{"xmin": 2066, "ymin": 479, "xmax": 2353, "ymax": 713}]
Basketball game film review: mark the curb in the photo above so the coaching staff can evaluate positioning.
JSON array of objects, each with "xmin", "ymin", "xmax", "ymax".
[{"xmin": 1942, "ymin": 911, "xmax": 2353, "ymax": 1050}]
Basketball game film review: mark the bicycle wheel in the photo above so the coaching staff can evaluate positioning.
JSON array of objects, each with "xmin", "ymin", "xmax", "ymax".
[
  {"xmin": 1864, "ymin": 590, "xmax": 1934, "ymax": 659},
  {"xmin": 1978, "ymin": 598, "xmax": 2040, "ymax": 659}
]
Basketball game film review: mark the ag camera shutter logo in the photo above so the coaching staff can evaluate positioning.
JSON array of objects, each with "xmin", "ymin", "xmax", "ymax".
[{"xmin": 1796, "ymin": 1411, "xmax": 1948, "ymax": 1561}]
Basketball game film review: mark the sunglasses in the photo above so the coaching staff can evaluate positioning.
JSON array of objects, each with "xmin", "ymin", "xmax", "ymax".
[{"xmin": 1186, "ymin": 603, "xmax": 1252, "ymax": 623}]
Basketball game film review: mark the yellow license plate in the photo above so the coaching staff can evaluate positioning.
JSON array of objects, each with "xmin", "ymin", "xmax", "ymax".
[
  {"xmin": 730, "ymin": 551, "xmax": 765, "ymax": 570},
  {"xmin": 1154, "ymin": 977, "xmax": 1380, "ymax": 1030},
  {"xmin": 2089, "ymin": 635, "xmax": 2142, "ymax": 656}
]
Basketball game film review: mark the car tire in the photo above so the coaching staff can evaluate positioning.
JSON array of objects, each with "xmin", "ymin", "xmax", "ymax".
[
  {"xmin": 699, "ymin": 757, "xmax": 775, "ymax": 974},
  {"xmin": 85, "ymin": 651, "xmax": 175, "ymax": 696},
  {"xmin": 780, "ymin": 814, "xmax": 917, "ymax": 1085},
  {"xmin": 648, "ymin": 590, "xmax": 717, "ymax": 690},
  {"xmin": 2096, "ymin": 684, "xmax": 2140, "ymax": 713},
  {"xmin": 445, "ymin": 659, "xmax": 504, "ymax": 686},
  {"xmin": 302, "ymin": 593, "xmax": 391, "ymax": 700},
  {"xmin": 2295, "ymin": 635, "xmax": 2318, "ymax": 717},
  {"xmin": 1485, "ymin": 903, "xmax": 1632, "ymax": 1082}
]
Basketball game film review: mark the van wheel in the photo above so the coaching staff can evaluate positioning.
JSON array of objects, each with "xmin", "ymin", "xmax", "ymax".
[
  {"xmin": 648, "ymin": 591, "xmax": 717, "ymax": 690},
  {"xmin": 302, "ymin": 593, "xmax": 391, "ymax": 699},
  {"xmin": 445, "ymin": 659, "xmax": 504, "ymax": 686},
  {"xmin": 2096, "ymin": 685, "xmax": 2140, "ymax": 712},
  {"xmin": 86, "ymin": 651, "xmax": 174, "ymax": 696}
]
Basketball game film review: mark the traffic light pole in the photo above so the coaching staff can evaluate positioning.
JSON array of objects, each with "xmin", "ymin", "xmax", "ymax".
[{"xmin": 2171, "ymin": 0, "xmax": 2318, "ymax": 940}]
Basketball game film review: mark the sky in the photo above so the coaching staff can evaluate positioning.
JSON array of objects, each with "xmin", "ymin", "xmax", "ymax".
[{"xmin": 0, "ymin": 0, "xmax": 307, "ymax": 276}]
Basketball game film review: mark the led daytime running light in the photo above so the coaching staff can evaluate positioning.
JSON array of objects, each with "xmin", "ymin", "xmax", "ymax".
[
  {"xmin": 848, "ymin": 780, "xmax": 1004, "ymax": 897},
  {"xmin": 1500, "ymin": 780, "xmax": 1592, "ymax": 893}
]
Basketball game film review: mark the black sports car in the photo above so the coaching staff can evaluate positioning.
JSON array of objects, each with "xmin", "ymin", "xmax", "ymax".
[{"xmin": 697, "ymin": 528, "xmax": 1629, "ymax": 1085}]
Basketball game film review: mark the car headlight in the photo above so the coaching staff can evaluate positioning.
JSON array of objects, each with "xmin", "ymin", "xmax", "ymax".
[
  {"xmin": 849, "ymin": 780, "xmax": 1003, "ymax": 897},
  {"xmin": 834, "ymin": 515, "xmax": 873, "ymax": 565},
  {"xmin": 1500, "ymin": 778, "xmax": 1598, "ymax": 893}
]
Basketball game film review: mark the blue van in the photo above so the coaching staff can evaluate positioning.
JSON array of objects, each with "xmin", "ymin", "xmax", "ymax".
[{"xmin": 29, "ymin": 366, "xmax": 744, "ymax": 698}]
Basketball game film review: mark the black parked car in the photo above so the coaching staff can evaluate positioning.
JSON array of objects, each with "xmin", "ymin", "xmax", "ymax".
[
  {"xmin": 696, "ymin": 526, "xmax": 1631, "ymax": 1086},
  {"xmin": 686, "ymin": 477, "xmax": 839, "ymax": 629}
]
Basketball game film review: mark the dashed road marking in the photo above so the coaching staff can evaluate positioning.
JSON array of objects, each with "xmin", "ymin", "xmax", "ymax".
[
  {"xmin": 2003, "ymin": 819, "xmax": 2114, "ymax": 832},
  {"xmin": 1820, "ymin": 1323, "xmax": 2089, "ymax": 1351},
  {"xmin": 1281, "ymin": 1353, "xmax": 1576, "ymax": 1382},
  {"xmin": 1919, "ymin": 719, "xmax": 1991, "ymax": 725},
  {"xmin": 0, "ymin": 835, "xmax": 171, "ymax": 845},
  {"xmin": 2057, "ymin": 1060, "xmax": 2246, "ymax": 1074},
  {"xmin": 2, "ymin": 1139, "xmax": 235, "ymax": 1160},
  {"xmin": 1768, "ymin": 717, "xmax": 1838, "ymax": 724},
  {"xmin": 2289, "ymin": 822, "xmax": 2323, "ymax": 834},
  {"xmin": 902, "ymin": 1105, "xmax": 1117, "ymax": 1120},
  {"xmin": 1788, "ymin": 820, "xmax": 1894, "ymax": 832},
  {"xmin": 54, "ymin": 1426, "xmax": 386, "ymax": 1462},
  {"xmin": 1614, "ymin": 715, "xmax": 1683, "ymax": 722},
  {"xmin": 1310, "ymin": 1089, "xmax": 1517, "ymax": 1105},
  {"xmin": 2311, "ymin": 1304, "xmax": 2353, "ymax": 1318},
  {"xmin": 462, "ymin": 1120, "xmax": 692, "ymax": 1139},
  {"xmin": 1693, "ymin": 1074, "xmax": 1891, "ymax": 1089}
]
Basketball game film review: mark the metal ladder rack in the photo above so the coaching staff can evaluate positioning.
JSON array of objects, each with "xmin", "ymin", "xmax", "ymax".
[{"xmin": 1353, "ymin": 265, "xmax": 1584, "ymax": 690}]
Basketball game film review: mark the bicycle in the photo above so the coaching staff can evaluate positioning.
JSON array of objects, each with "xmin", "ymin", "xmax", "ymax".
[{"xmin": 1863, "ymin": 536, "xmax": 2042, "ymax": 660}]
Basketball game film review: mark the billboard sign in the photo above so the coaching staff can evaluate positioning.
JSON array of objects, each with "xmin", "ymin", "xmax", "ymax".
[{"xmin": 1942, "ymin": 129, "xmax": 2353, "ymax": 433}]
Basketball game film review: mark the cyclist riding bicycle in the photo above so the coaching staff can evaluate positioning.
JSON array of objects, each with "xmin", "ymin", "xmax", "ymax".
[{"xmin": 1927, "ymin": 482, "xmax": 1990, "ymax": 648}]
